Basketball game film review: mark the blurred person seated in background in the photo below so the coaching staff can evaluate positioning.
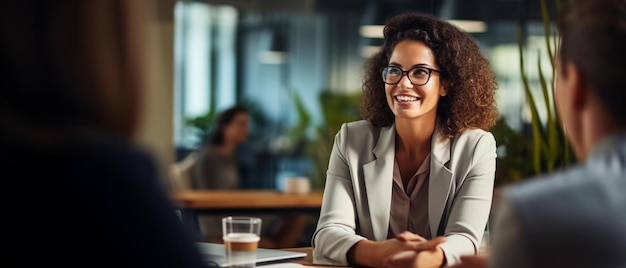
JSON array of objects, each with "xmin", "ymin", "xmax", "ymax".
[
  {"xmin": 448, "ymin": 0, "xmax": 626, "ymax": 267},
  {"xmin": 190, "ymin": 106, "xmax": 307, "ymax": 249},
  {"xmin": 1, "ymin": 1, "xmax": 207, "ymax": 267},
  {"xmin": 191, "ymin": 106, "xmax": 251, "ymax": 190}
]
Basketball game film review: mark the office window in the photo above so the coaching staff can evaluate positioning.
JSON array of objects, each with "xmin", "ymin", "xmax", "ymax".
[{"xmin": 174, "ymin": 2, "xmax": 238, "ymax": 149}]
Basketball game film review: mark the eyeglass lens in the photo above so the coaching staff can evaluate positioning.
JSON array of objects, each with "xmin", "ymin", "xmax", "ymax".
[{"xmin": 382, "ymin": 66, "xmax": 432, "ymax": 85}]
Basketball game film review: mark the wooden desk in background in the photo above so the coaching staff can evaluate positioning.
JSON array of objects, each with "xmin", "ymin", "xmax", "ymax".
[{"xmin": 170, "ymin": 190, "xmax": 325, "ymax": 214}]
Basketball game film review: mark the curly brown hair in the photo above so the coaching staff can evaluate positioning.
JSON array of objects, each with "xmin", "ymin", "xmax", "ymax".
[{"xmin": 360, "ymin": 13, "xmax": 498, "ymax": 138}]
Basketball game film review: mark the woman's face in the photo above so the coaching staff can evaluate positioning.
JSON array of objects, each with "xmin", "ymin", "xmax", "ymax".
[
  {"xmin": 385, "ymin": 40, "xmax": 446, "ymax": 122},
  {"xmin": 223, "ymin": 112, "xmax": 250, "ymax": 145}
]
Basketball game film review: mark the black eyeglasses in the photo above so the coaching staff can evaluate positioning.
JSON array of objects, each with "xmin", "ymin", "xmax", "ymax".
[{"xmin": 381, "ymin": 66, "xmax": 441, "ymax": 86}]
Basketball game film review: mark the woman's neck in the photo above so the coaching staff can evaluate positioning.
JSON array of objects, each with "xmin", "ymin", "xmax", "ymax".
[{"xmin": 394, "ymin": 117, "xmax": 436, "ymax": 157}]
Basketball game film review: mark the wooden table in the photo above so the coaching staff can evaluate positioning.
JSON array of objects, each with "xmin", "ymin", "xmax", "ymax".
[
  {"xmin": 281, "ymin": 247, "xmax": 349, "ymax": 268},
  {"xmin": 170, "ymin": 190, "xmax": 324, "ymax": 214}
]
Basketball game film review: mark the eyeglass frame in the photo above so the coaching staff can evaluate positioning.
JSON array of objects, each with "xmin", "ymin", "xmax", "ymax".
[{"xmin": 381, "ymin": 66, "xmax": 442, "ymax": 86}]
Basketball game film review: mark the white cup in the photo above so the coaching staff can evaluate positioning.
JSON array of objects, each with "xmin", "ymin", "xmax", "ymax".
[
  {"xmin": 222, "ymin": 216, "xmax": 262, "ymax": 268},
  {"xmin": 282, "ymin": 177, "xmax": 311, "ymax": 194}
]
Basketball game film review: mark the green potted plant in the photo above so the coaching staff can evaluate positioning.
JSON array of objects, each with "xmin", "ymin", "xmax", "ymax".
[
  {"xmin": 287, "ymin": 89, "xmax": 361, "ymax": 189},
  {"xmin": 496, "ymin": 0, "xmax": 575, "ymax": 186}
]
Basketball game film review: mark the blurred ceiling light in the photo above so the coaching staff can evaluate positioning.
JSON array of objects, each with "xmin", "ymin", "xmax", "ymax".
[
  {"xmin": 360, "ymin": 19, "xmax": 487, "ymax": 39},
  {"xmin": 258, "ymin": 51, "xmax": 289, "ymax": 64},
  {"xmin": 259, "ymin": 25, "xmax": 289, "ymax": 64},
  {"xmin": 359, "ymin": 25, "xmax": 384, "ymax": 38},
  {"xmin": 446, "ymin": 19, "xmax": 487, "ymax": 33}
]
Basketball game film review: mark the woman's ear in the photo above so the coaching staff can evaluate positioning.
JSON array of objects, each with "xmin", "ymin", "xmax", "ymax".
[
  {"xmin": 440, "ymin": 79, "xmax": 452, "ymax": 97},
  {"xmin": 440, "ymin": 83, "xmax": 448, "ymax": 97}
]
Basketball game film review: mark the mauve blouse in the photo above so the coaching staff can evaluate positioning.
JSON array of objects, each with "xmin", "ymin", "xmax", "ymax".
[{"xmin": 388, "ymin": 154, "xmax": 431, "ymax": 239}]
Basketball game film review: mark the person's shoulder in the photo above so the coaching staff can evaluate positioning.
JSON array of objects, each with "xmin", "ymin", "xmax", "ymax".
[
  {"xmin": 500, "ymin": 163, "xmax": 626, "ymax": 265},
  {"xmin": 337, "ymin": 120, "xmax": 381, "ymax": 137},
  {"xmin": 68, "ymin": 135, "xmax": 159, "ymax": 189},
  {"xmin": 504, "ymin": 167, "xmax": 585, "ymax": 200},
  {"xmin": 500, "ymin": 164, "xmax": 620, "ymax": 222},
  {"xmin": 17, "ymin": 133, "xmax": 155, "ymax": 180},
  {"xmin": 343, "ymin": 119, "xmax": 376, "ymax": 130},
  {"xmin": 507, "ymin": 157, "xmax": 626, "ymax": 196},
  {"xmin": 337, "ymin": 120, "xmax": 392, "ymax": 138},
  {"xmin": 197, "ymin": 144, "xmax": 220, "ymax": 159},
  {"xmin": 456, "ymin": 127, "xmax": 494, "ymax": 142},
  {"xmin": 335, "ymin": 120, "xmax": 389, "ymax": 149},
  {"xmin": 507, "ymin": 135, "xmax": 626, "ymax": 202},
  {"xmin": 448, "ymin": 127, "xmax": 496, "ymax": 153}
]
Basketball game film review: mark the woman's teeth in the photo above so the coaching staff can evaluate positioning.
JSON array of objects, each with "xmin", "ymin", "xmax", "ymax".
[{"xmin": 395, "ymin": 96, "xmax": 420, "ymax": 102}]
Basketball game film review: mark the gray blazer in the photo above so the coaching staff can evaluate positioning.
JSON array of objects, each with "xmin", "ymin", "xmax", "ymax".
[
  {"xmin": 490, "ymin": 132, "xmax": 626, "ymax": 268},
  {"xmin": 312, "ymin": 120, "xmax": 496, "ymax": 266}
]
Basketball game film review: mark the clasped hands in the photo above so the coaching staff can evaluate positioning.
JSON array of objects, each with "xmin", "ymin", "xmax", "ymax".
[
  {"xmin": 382, "ymin": 231, "xmax": 446, "ymax": 268},
  {"xmin": 350, "ymin": 231, "xmax": 446, "ymax": 268},
  {"xmin": 383, "ymin": 232, "xmax": 491, "ymax": 268}
]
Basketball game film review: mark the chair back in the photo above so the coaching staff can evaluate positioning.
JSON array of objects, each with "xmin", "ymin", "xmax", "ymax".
[{"xmin": 168, "ymin": 152, "xmax": 198, "ymax": 190}]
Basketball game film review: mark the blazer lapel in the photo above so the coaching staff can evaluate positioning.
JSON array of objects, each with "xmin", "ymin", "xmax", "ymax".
[
  {"xmin": 428, "ymin": 127, "xmax": 453, "ymax": 238},
  {"xmin": 363, "ymin": 124, "xmax": 395, "ymax": 241}
]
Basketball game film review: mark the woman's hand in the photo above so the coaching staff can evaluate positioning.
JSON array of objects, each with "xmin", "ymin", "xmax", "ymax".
[
  {"xmin": 396, "ymin": 231, "xmax": 430, "ymax": 242},
  {"xmin": 383, "ymin": 236, "xmax": 447, "ymax": 268},
  {"xmin": 348, "ymin": 232, "xmax": 431, "ymax": 267}
]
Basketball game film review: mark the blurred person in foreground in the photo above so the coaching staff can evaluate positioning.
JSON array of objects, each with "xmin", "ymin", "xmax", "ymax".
[
  {"xmin": 446, "ymin": 0, "xmax": 626, "ymax": 267},
  {"xmin": 1, "ymin": 1, "xmax": 207, "ymax": 267},
  {"xmin": 190, "ymin": 106, "xmax": 307, "ymax": 248},
  {"xmin": 312, "ymin": 12, "xmax": 499, "ymax": 268}
]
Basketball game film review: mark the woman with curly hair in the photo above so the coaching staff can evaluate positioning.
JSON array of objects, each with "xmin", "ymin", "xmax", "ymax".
[{"xmin": 311, "ymin": 13, "xmax": 498, "ymax": 268}]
